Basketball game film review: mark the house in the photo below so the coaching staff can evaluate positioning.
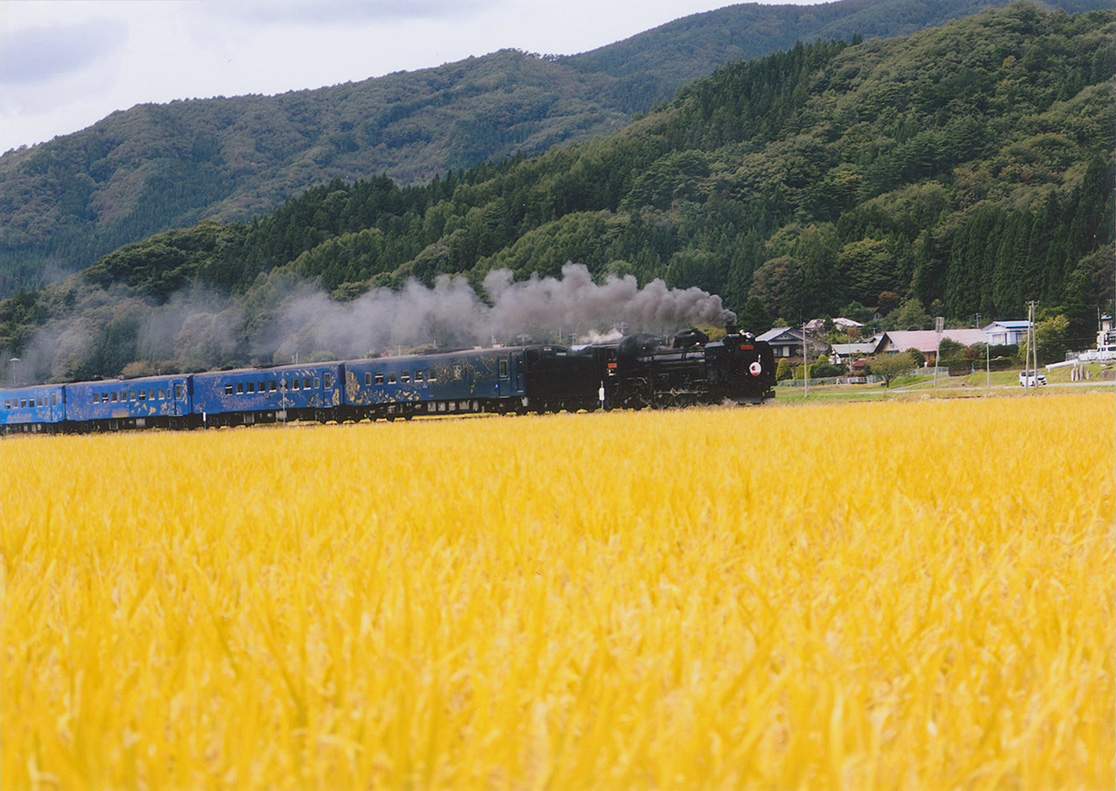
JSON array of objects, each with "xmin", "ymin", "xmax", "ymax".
[
  {"xmin": 757, "ymin": 326, "xmax": 829, "ymax": 359},
  {"xmin": 830, "ymin": 335, "xmax": 887, "ymax": 364},
  {"xmin": 1075, "ymin": 315, "xmax": 1116, "ymax": 361},
  {"xmin": 982, "ymin": 320, "xmax": 1030, "ymax": 347},
  {"xmin": 881, "ymin": 329, "xmax": 987, "ymax": 364},
  {"xmin": 805, "ymin": 317, "xmax": 865, "ymax": 336},
  {"xmin": 1098, "ymin": 315, "xmax": 1116, "ymax": 351}
]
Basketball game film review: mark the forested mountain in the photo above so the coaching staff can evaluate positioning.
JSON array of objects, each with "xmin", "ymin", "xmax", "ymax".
[
  {"xmin": 0, "ymin": 0, "xmax": 1108, "ymax": 296},
  {"xmin": 565, "ymin": 0, "xmax": 1108, "ymax": 92},
  {"xmin": 1, "ymin": 3, "xmax": 1112, "ymax": 384}
]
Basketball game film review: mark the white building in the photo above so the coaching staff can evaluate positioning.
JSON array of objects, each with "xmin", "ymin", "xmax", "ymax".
[
  {"xmin": 1074, "ymin": 315, "xmax": 1116, "ymax": 361},
  {"xmin": 1098, "ymin": 315, "xmax": 1116, "ymax": 351},
  {"xmin": 982, "ymin": 320, "xmax": 1030, "ymax": 347}
]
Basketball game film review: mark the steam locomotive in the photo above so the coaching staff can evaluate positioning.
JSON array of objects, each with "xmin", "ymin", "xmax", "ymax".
[{"xmin": 0, "ymin": 326, "xmax": 774, "ymax": 434}]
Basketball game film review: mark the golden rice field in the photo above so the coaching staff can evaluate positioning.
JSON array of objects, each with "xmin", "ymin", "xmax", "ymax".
[{"xmin": 2, "ymin": 392, "xmax": 1113, "ymax": 790}]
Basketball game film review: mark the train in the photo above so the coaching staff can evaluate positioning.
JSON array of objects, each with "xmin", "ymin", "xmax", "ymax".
[{"xmin": 0, "ymin": 326, "xmax": 775, "ymax": 435}]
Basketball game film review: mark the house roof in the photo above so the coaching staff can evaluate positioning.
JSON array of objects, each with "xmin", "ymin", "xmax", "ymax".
[
  {"xmin": 757, "ymin": 327, "xmax": 802, "ymax": 343},
  {"xmin": 805, "ymin": 317, "xmax": 865, "ymax": 333},
  {"xmin": 834, "ymin": 332, "xmax": 883, "ymax": 354},
  {"xmin": 982, "ymin": 320, "xmax": 1030, "ymax": 331},
  {"xmin": 886, "ymin": 329, "xmax": 986, "ymax": 353},
  {"xmin": 831, "ymin": 341, "xmax": 881, "ymax": 356}
]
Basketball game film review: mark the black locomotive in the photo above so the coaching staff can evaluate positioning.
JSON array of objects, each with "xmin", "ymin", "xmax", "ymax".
[{"xmin": 584, "ymin": 325, "xmax": 775, "ymax": 409}]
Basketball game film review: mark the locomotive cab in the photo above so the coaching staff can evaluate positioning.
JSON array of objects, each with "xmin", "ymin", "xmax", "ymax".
[{"xmin": 705, "ymin": 329, "xmax": 776, "ymax": 404}]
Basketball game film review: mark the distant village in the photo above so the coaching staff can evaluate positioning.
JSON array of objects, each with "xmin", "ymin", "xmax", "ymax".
[{"xmin": 758, "ymin": 315, "xmax": 1116, "ymax": 381}]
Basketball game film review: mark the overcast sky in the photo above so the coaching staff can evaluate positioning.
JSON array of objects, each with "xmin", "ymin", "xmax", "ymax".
[{"xmin": 1, "ymin": 0, "xmax": 821, "ymax": 152}]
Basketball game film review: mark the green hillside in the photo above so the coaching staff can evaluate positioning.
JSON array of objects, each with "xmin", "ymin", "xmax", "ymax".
[
  {"xmin": 1, "ymin": 3, "xmax": 1112, "ymax": 384},
  {"xmin": 0, "ymin": 0, "xmax": 1107, "ymax": 296}
]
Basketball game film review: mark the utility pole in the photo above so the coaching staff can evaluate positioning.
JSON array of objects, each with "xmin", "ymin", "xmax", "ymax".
[
  {"xmin": 934, "ymin": 316, "xmax": 944, "ymax": 390},
  {"xmin": 802, "ymin": 321, "xmax": 809, "ymax": 399},
  {"xmin": 986, "ymin": 332, "xmax": 991, "ymax": 390},
  {"xmin": 1026, "ymin": 300, "xmax": 1038, "ymax": 392},
  {"xmin": 977, "ymin": 313, "xmax": 990, "ymax": 390}
]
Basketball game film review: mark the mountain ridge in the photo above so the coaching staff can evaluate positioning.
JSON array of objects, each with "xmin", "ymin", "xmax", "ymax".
[{"xmin": 1, "ymin": 0, "xmax": 1108, "ymax": 295}]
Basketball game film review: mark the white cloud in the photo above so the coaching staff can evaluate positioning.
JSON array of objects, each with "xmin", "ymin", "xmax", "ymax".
[
  {"xmin": 0, "ymin": 0, "xmax": 817, "ymax": 150},
  {"xmin": 212, "ymin": 0, "xmax": 494, "ymax": 26},
  {"xmin": 0, "ymin": 18, "xmax": 126, "ymax": 85}
]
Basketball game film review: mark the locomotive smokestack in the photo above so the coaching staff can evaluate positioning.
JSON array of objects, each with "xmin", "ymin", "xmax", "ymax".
[{"xmin": 725, "ymin": 320, "xmax": 739, "ymax": 336}]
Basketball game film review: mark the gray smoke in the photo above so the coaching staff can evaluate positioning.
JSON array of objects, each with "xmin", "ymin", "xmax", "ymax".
[
  {"xmin": 260, "ymin": 263, "xmax": 735, "ymax": 359},
  {"xmin": 4, "ymin": 263, "xmax": 735, "ymax": 384},
  {"xmin": 2, "ymin": 285, "xmax": 243, "ymax": 386}
]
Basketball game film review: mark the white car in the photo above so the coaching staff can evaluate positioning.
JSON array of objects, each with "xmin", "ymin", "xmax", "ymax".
[{"xmin": 1019, "ymin": 370, "xmax": 1046, "ymax": 386}]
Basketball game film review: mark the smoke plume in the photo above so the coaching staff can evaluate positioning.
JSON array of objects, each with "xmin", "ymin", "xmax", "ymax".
[
  {"xmin": 3, "ymin": 263, "xmax": 735, "ymax": 384},
  {"xmin": 260, "ymin": 263, "xmax": 735, "ymax": 359}
]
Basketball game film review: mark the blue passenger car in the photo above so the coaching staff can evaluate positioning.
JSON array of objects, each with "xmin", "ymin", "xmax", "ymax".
[
  {"xmin": 192, "ymin": 363, "xmax": 343, "ymax": 426},
  {"xmin": 343, "ymin": 347, "xmax": 527, "ymax": 419},
  {"xmin": 64, "ymin": 375, "xmax": 193, "ymax": 430},
  {"xmin": 0, "ymin": 385, "xmax": 66, "ymax": 433}
]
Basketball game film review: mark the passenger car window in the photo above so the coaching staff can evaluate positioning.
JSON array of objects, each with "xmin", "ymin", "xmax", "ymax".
[
  {"xmin": 499, "ymin": 359, "xmax": 509, "ymax": 378},
  {"xmin": 225, "ymin": 384, "xmax": 233, "ymax": 395},
  {"xmin": 365, "ymin": 372, "xmax": 372, "ymax": 386},
  {"xmin": 401, "ymin": 371, "xmax": 410, "ymax": 383},
  {"xmin": 375, "ymin": 373, "xmax": 384, "ymax": 385},
  {"xmin": 323, "ymin": 374, "xmax": 332, "ymax": 388}
]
